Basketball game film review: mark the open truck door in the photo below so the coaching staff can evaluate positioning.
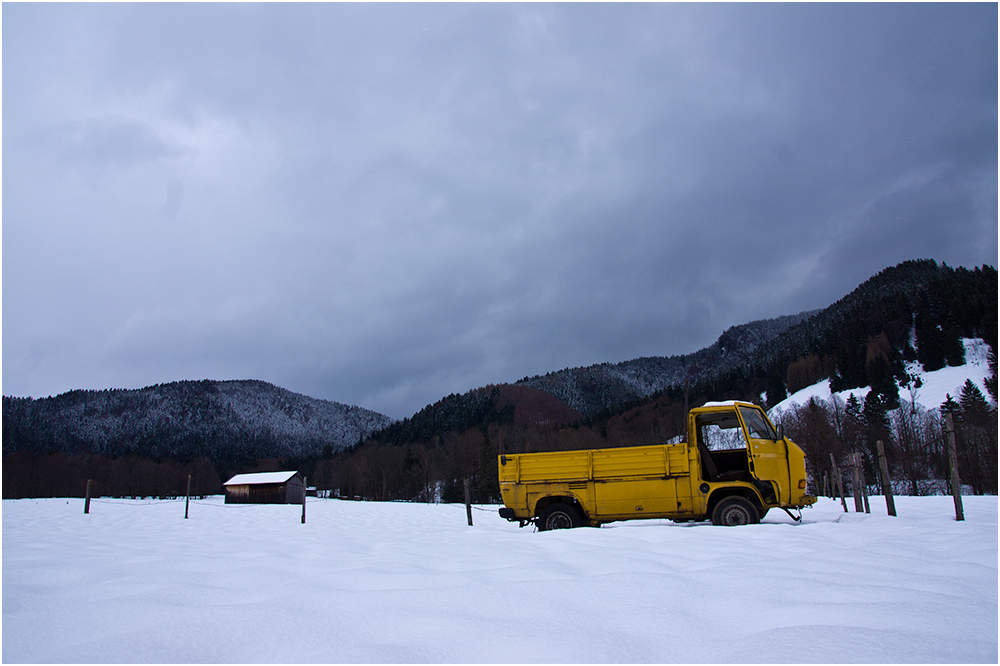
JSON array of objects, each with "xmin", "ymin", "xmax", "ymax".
[{"xmin": 737, "ymin": 404, "xmax": 791, "ymax": 505}]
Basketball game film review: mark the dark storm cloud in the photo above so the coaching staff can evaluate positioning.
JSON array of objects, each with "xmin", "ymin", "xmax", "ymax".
[{"xmin": 3, "ymin": 3, "xmax": 996, "ymax": 418}]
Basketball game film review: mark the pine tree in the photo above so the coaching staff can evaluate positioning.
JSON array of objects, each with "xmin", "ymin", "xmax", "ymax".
[
  {"xmin": 766, "ymin": 372, "xmax": 788, "ymax": 408},
  {"xmin": 915, "ymin": 307, "xmax": 946, "ymax": 372},
  {"xmin": 943, "ymin": 325, "xmax": 966, "ymax": 367},
  {"xmin": 955, "ymin": 380, "xmax": 998, "ymax": 494}
]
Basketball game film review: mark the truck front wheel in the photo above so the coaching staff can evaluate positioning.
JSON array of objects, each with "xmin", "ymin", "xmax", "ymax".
[
  {"xmin": 537, "ymin": 502, "xmax": 583, "ymax": 531},
  {"xmin": 711, "ymin": 497, "xmax": 760, "ymax": 526}
]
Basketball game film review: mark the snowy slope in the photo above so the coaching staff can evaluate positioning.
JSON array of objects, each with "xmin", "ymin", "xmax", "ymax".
[
  {"xmin": 770, "ymin": 338, "xmax": 994, "ymax": 417},
  {"xmin": 3, "ymin": 495, "xmax": 996, "ymax": 663}
]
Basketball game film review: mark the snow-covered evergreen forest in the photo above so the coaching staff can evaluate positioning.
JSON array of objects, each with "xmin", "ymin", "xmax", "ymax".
[{"xmin": 2, "ymin": 380, "xmax": 392, "ymax": 497}]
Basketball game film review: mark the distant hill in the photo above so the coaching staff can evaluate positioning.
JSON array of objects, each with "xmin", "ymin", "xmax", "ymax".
[
  {"xmin": 358, "ymin": 259, "xmax": 996, "ymax": 453},
  {"xmin": 2, "ymin": 380, "xmax": 394, "ymax": 472},
  {"xmin": 359, "ymin": 311, "xmax": 823, "ymax": 449},
  {"xmin": 369, "ymin": 384, "xmax": 584, "ymax": 448},
  {"xmin": 516, "ymin": 261, "xmax": 996, "ymax": 417},
  {"xmin": 709, "ymin": 259, "xmax": 997, "ymax": 405},
  {"xmin": 516, "ymin": 311, "xmax": 818, "ymax": 417}
]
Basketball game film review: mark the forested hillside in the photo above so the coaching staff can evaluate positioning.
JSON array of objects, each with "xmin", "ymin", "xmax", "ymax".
[
  {"xmin": 331, "ymin": 260, "xmax": 996, "ymax": 503},
  {"xmin": 517, "ymin": 311, "xmax": 817, "ymax": 417},
  {"xmin": 2, "ymin": 380, "xmax": 392, "ymax": 498},
  {"xmin": 711, "ymin": 260, "xmax": 998, "ymax": 406},
  {"xmin": 521, "ymin": 260, "xmax": 996, "ymax": 415}
]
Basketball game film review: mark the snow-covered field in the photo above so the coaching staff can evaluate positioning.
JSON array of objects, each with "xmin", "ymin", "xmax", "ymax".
[{"xmin": 3, "ymin": 495, "xmax": 995, "ymax": 664}]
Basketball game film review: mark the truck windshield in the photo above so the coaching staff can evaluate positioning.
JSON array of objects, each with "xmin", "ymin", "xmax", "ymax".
[{"xmin": 738, "ymin": 406, "xmax": 777, "ymax": 440}]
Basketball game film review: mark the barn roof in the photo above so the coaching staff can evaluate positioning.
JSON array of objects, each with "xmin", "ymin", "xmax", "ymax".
[{"xmin": 223, "ymin": 471, "xmax": 300, "ymax": 486}]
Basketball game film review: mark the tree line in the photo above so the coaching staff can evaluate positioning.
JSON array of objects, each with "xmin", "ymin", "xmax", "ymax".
[
  {"xmin": 778, "ymin": 379, "xmax": 997, "ymax": 497},
  {"xmin": 2, "ymin": 451, "xmax": 222, "ymax": 499},
  {"xmin": 5, "ymin": 374, "xmax": 994, "ymax": 502}
]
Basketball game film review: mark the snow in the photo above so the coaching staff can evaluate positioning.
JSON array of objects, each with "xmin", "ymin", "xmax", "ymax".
[
  {"xmin": 223, "ymin": 471, "xmax": 300, "ymax": 486},
  {"xmin": 771, "ymin": 338, "xmax": 994, "ymax": 416},
  {"xmin": 900, "ymin": 338, "xmax": 994, "ymax": 409},
  {"xmin": 3, "ymin": 495, "xmax": 996, "ymax": 663}
]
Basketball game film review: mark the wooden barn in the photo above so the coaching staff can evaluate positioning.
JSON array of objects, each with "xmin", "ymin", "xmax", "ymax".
[{"xmin": 223, "ymin": 471, "xmax": 305, "ymax": 504}]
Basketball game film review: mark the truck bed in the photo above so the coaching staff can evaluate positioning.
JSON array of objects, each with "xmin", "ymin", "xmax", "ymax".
[{"xmin": 500, "ymin": 443, "xmax": 691, "ymax": 483}]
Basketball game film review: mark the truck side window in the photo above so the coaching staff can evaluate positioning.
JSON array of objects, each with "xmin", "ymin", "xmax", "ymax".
[
  {"xmin": 738, "ymin": 406, "xmax": 777, "ymax": 440},
  {"xmin": 699, "ymin": 412, "xmax": 748, "ymax": 451}
]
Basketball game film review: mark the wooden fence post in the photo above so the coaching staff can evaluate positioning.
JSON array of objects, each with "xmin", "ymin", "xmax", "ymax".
[
  {"xmin": 84, "ymin": 479, "xmax": 92, "ymax": 514},
  {"xmin": 185, "ymin": 474, "xmax": 192, "ymax": 519},
  {"xmin": 829, "ymin": 454, "xmax": 847, "ymax": 512},
  {"xmin": 876, "ymin": 439, "xmax": 896, "ymax": 517},
  {"xmin": 302, "ymin": 476, "xmax": 307, "ymax": 524},
  {"xmin": 851, "ymin": 452, "xmax": 864, "ymax": 512},
  {"xmin": 860, "ymin": 459, "xmax": 871, "ymax": 514},
  {"xmin": 464, "ymin": 478, "xmax": 473, "ymax": 527},
  {"xmin": 945, "ymin": 413, "xmax": 965, "ymax": 521}
]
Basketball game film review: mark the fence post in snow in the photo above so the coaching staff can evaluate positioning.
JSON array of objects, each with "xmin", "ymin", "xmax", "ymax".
[
  {"xmin": 876, "ymin": 439, "xmax": 896, "ymax": 517},
  {"xmin": 185, "ymin": 474, "xmax": 191, "ymax": 519},
  {"xmin": 302, "ymin": 476, "xmax": 307, "ymax": 525},
  {"xmin": 84, "ymin": 479, "xmax": 92, "ymax": 514},
  {"xmin": 945, "ymin": 413, "xmax": 965, "ymax": 521},
  {"xmin": 851, "ymin": 452, "xmax": 864, "ymax": 513},
  {"xmin": 464, "ymin": 478, "xmax": 473, "ymax": 527},
  {"xmin": 860, "ymin": 457, "xmax": 871, "ymax": 514},
  {"xmin": 829, "ymin": 454, "xmax": 847, "ymax": 512}
]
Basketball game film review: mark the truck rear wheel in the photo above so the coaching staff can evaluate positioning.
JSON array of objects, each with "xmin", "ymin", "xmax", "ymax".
[
  {"xmin": 711, "ymin": 497, "xmax": 760, "ymax": 526},
  {"xmin": 537, "ymin": 502, "xmax": 583, "ymax": 531}
]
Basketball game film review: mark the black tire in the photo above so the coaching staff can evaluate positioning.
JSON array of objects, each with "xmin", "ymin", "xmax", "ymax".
[
  {"xmin": 537, "ymin": 502, "xmax": 583, "ymax": 531},
  {"xmin": 711, "ymin": 496, "xmax": 760, "ymax": 526}
]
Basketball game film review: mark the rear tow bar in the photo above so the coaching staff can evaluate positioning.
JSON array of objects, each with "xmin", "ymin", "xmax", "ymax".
[{"xmin": 781, "ymin": 507, "xmax": 803, "ymax": 522}]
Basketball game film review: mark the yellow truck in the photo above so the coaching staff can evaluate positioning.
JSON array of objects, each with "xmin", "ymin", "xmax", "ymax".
[{"xmin": 498, "ymin": 400, "xmax": 816, "ymax": 530}]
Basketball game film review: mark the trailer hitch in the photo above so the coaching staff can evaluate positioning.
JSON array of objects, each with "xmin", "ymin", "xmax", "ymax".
[{"xmin": 781, "ymin": 507, "xmax": 803, "ymax": 522}]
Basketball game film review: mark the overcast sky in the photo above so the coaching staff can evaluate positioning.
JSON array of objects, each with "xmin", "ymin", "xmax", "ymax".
[{"xmin": 3, "ymin": 3, "xmax": 997, "ymax": 419}]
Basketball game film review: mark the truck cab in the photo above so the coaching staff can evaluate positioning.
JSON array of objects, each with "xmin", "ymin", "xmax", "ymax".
[{"xmin": 688, "ymin": 401, "xmax": 813, "ymax": 525}]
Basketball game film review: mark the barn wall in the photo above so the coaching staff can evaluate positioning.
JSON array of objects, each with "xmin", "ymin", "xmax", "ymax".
[
  {"xmin": 284, "ymin": 476, "xmax": 305, "ymax": 504},
  {"xmin": 225, "ymin": 485, "xmax": 250, "ymax": 504},
  {"xmin": 225, "ymin": 482, "xmax": 297, "ymax": 504},
  {"xmin": 248, "ymin": 484, "xmax": 289, "ymax": 504}
]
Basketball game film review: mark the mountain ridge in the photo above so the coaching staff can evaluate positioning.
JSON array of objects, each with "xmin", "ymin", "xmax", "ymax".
[
  {"xmin": 516, "ymin": 311, "xmax": 819, "ymax": 417},
  {"xmin": 2, "ymin": 379, "xmax": 394, "ymax": 473}
]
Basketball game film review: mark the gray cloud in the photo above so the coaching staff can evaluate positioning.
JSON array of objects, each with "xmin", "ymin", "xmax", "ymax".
[{"xmin": 3, "ymin": 3, "xmax": 996, "ymax": 418}]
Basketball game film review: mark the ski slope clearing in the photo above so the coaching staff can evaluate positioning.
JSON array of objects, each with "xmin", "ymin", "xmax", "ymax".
[
  {"xmin": 3, "ymin": 496, "xmax": 996, "ymax": 663},
  {"xmin": 771, "ymin": 338, "xmax": 993, "ymax": 416}
]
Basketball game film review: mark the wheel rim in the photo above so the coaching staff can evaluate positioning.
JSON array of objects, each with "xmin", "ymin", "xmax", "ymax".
[
  {"xmin": 721, "ymin": 504, "xmax": 752, "ymax": 526},
  {"xmin": 546, "ymin": 510, "xmax": 573, "ymax": 530}
]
